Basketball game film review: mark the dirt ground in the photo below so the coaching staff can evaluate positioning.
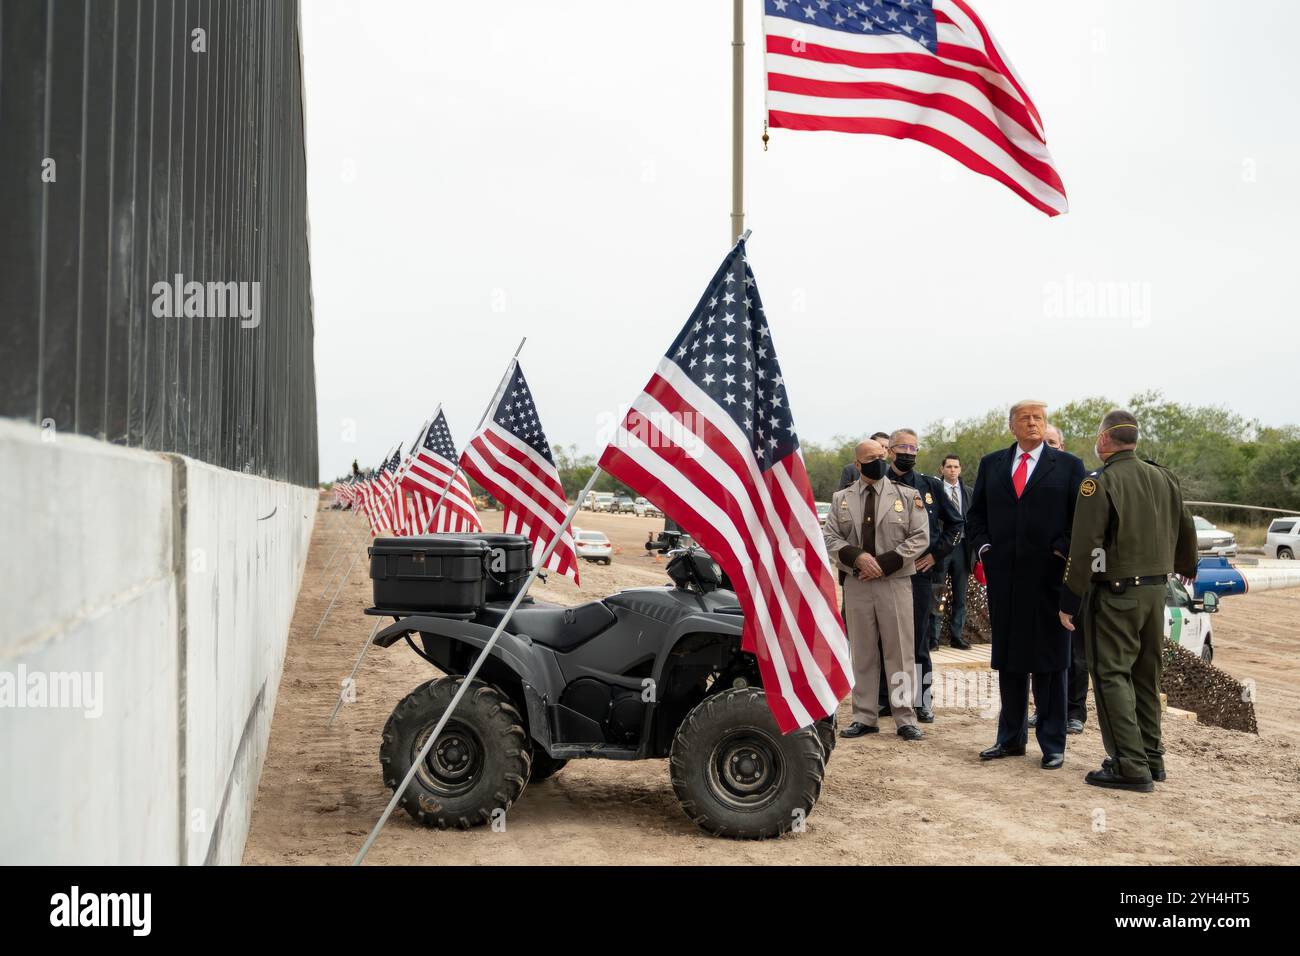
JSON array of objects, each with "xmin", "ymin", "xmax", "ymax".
[{"xmin": 243, "ymin": 504, "xmax": 1300, "ymax": 865}]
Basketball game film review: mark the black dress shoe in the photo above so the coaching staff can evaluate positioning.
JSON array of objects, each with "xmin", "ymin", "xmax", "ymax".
[
  {"xmin": 1085, "ymin": 768, "xmax": 1154, "ymax": 792},
  {"xmin": 1103, "ymin": 756, "xmax": 1165, "ymax": 782},
  {"xmin": 916, "ymin": 707, "xmax": 934, "ymax": 723},
  {"xmin": 1067, "ymin": 718, "xmax": 1085, "ymax": 735},
  {"xmin": 979, "ymin": 744, "xmax": 1026, "ymax": 760},
  {"xmin": 949, "ymin": 637, "xmax": 972, "ymax": 650},
  {"xmin": 1041, "ymin": 753, "xmax": 1064, "ymax": 770},
  {"xmin": 840, "ymin": 721, "xmax": 879, "ymax": 738},
  {"xmin": 897, "ymin": 725, "xmax": 924, "ymax": 741}
]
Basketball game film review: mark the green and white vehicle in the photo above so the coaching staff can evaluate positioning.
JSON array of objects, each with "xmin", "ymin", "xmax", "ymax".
[{"xmin": 1163, "ymin": 575, "xmax": 1219, "ymax": 663}]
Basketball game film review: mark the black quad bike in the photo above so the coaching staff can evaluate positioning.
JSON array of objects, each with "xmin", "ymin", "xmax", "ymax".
[{"xmin": 367, "ymin": 532, "xmax": 836, "ymax": 838}]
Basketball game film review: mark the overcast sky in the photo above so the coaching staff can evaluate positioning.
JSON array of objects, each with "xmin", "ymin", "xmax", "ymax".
[{"xmin": 301, "ymin": 0, "xmax": 1300, "ymax": 480}]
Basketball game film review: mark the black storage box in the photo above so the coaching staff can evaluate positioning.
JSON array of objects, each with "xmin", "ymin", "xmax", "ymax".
[
  {"xmin": 369, "ymin": 536, "xmax": 490, "ymax": 613},
  {"xmin": 443, "ymin": 533, "xmax": 533, "ymax": 602}
]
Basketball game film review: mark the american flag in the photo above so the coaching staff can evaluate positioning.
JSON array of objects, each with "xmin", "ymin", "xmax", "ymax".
[
  {"xmin": 364, "ymin": 447, "xmax": 403, "ymax": 537},
  {"xmin": 597, "ymin": 240, "xmax": 852, "ymax": 732},
  {"xmin": 460, "ymin": 363, "xmax": 581, "ymax": 585},
  {"xmin": 401, "ymin": 411, "xmax": 484, "ymax": 534},
  {"xmin": 763, "ymin": 0, "xmax": 1067, "ymax": 217}
]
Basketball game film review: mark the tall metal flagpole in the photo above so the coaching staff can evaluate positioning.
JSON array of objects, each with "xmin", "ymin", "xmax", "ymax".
[
  {"xmin": 353, "ymin": 466, "xmax": 604, "ymax": 865},
  {"xmin": 731, "ymin": 0, "xmax": 744, "ymax": 244},
  {"xmin": 326, "ymin": 339, "xmax": 526, "ymax": 724}
]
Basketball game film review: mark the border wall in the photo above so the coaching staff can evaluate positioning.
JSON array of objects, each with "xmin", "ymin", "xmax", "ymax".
[{"xmin": 0, "ymin": 0, "xmax": 318, "ymax": 864}]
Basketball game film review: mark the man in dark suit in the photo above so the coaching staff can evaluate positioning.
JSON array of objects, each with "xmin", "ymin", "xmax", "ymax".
[
  {"xmin": 966, "ymin": 400, "xmax": 1086, "ymax": 770},
  {"xmin": 931, "ymin": 454, "xmax": 973, "ymax": 650},
  {"xmin": 877, "ymin": 428, "xmax": 963, "ymax": 723},
  {"xmin": 839, "ymin": 432, "xmax": 892, "ymax": 491}
]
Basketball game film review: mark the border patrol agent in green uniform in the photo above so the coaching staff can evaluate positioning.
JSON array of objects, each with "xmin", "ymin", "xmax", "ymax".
[{"xmin": 1059, "ymin": 410, "xmax": 1198, "ymax": 792}]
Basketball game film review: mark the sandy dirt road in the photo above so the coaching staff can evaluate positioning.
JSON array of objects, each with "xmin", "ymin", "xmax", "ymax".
[{"xmin": 243, "ymin": 506, "xmax": 1300, "ymax": 865}]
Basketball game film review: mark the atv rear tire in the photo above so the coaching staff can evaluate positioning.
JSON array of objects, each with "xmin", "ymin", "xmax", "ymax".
[
  {"xmin": 815, "ymin": 713, "xmax": 838, "ymax": 765},
  {"xmin": 380, "ymin": 677, "xmax": 531, "ymax": 829},
  {"xmin": 528, "ymin": 747, "xmax": 569, "ymax": 783},
  {"xmin": 670, "ymin": 687, "xmax": 824, "ymax": 839}
]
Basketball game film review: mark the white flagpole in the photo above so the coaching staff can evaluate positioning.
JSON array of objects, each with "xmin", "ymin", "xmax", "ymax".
[
  {"xmin": 731, "ymin": 0, "xmax": 744, "ymax": 244},
  {"xmin": 353, "ymin": 466, "xmax": 603, "ymax": 864}
]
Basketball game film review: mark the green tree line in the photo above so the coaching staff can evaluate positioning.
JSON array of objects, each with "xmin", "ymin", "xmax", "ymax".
[{"xmin": 439, "ymin": 392, "xmax": 1300, "ymax": 525}]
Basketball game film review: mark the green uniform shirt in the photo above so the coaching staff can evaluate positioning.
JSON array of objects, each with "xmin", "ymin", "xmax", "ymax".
[{"xmin": 1064, "ymin": 449, "xmax": 1199, "ymax": 597}]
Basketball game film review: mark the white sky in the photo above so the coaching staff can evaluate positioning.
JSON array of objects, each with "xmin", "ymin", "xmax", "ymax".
[{"xmin": 301, "ymin": 0, "xmax": 1300, "ymax": 480}]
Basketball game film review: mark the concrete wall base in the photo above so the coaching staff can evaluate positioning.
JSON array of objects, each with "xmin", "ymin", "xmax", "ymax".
[{"xmin": 0, "ymin": 420, "xmax": 316, "ymax": 865}]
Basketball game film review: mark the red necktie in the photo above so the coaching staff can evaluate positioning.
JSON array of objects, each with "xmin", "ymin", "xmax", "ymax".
[{"xmin": 1012, "ymin": 452, "xmax": 1030, "ymax": 498}]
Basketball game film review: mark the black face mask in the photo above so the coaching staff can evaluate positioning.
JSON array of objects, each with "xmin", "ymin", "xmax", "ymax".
[
  {"xmin": 892, "ymin": 453, "xmax": 917, "ymax": 473},
  {"xmin": 860, "ymin": 459, "xmax": 889, "ymax": 481}
]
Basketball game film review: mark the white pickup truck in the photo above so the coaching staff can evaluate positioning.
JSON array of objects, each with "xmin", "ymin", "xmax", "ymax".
[{"xmin": 1163, "ymin": 575, "xmax": 1219, "ymax": 663}]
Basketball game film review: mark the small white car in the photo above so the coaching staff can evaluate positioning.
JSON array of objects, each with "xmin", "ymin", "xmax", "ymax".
[
  {"xmin": 632, "ymin": 497, "xmax": 661, "ymax": 518},
  {"xmin": 1163, "ymin": 575, "xmax": 1219, "ymax": 663},
  {"xmin": 1193, "ymin": 516, "xmax": 1237, "ymax": 557},
  {"xmin": 573, "ymin": 528, "xmax": 613, "ymax": 565},
  {"xmin": 1265, "ymin": 516, "xmax": 1300, "ymax": 559},
  {"xmin": 815, "ymin": 501, "xmax": 832, "ymax": 527}
]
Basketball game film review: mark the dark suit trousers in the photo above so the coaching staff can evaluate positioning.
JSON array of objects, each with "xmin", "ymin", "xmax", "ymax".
[
  {"xmin": 1068, "ymin": 628, "xmax": 1089, "ymax": 723},
  {"xmin": 930, "ymin": 547, "xmax": 968, "ymax": 645},
  {"xmin": 997, "ymin": 669, "xmax": 1067, "ymax": 756},
  {"xmin": 879, "ymin": 573, "xmax": 933, "ymax": 709}
]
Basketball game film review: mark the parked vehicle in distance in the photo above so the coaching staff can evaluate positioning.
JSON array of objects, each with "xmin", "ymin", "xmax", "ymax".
[
  {"xmin": 1265, "ymin": 516, "xmax": 1300, "ymax": 559},
  {"xmin": 1164, "ymin": 574, "xmax": 1218, "ymax": 663},
  {"xmin": 815, "ymin": 501, "xmax": 832, "ymax": 527},
  {"xmin": 1193, "ymin": 516, "xmax": 1237, "ymax": 557},
  {"xmin": 573, "ymin": 528, "xmax": 613, "ymax": 564},
  {"xmin": 585, "ymin": 492, "xmax": 615, "ymax": 512},
  {"xmin": 633, "ymin": 497, "xmax": 661, "ymax": 517},
  {"xmin": 612, "ymin": 495, "xmax": 636, "ymax": 514}
]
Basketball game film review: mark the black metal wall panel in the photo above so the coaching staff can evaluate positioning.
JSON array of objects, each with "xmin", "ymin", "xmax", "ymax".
[{"xmin": 0, "ymin": 0, "xmax": 318, "ymax": 487}]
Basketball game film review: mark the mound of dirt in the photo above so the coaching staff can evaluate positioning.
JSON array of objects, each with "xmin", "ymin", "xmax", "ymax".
[{"xmin": 1162, "ymin": 639, "xmax": 1258, "ymax": 734}]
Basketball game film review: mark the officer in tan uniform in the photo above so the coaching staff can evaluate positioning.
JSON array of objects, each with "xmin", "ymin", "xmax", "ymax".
[{"xmin": 824, "ymin": 438, "xmax": 930, "ymax": 740}]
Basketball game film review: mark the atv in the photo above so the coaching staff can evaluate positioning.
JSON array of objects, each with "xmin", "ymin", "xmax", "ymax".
[{"xmin": 368, "ymin": 533, "xmax": 835, "ymax": 838}]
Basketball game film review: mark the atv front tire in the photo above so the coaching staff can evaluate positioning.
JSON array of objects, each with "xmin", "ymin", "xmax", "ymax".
[
  {"xmin": 380, "ymin": 677, "xmax": 531, "ymax": 829},
  {"xmin": 670, "ymin": 687, "xmax": 825, "ymax": 839}
]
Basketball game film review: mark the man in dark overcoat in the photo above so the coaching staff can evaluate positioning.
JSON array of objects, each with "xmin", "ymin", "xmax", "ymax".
[{"xmin": 965, "ymin": 400, "xmax": 1086, "ymax": 769}]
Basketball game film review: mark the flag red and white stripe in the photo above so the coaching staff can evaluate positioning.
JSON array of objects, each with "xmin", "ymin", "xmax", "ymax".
[
  {"xmin": 459, "ymin": 364, "xmax": 580, "ymax": 585},
  {"xmin": 763, "ymin": 0, "xmax": 1067, "ymax": 216}
]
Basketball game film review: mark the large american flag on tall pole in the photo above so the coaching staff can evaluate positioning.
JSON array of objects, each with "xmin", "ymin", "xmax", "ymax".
[
  {"xmin": 597, "ymin": 240, "xmax": 852, "ymax": 732},
  {"xmin": 763, "ymin": 0, "xmax": 1066, "ymax": 217},
  {"xmin": 460, "ymin": 364, "xmax": 581, "ymax": 585},
  {"xmin": 403, "ymin": 411, "xmax": 484, "ymax": 534}
]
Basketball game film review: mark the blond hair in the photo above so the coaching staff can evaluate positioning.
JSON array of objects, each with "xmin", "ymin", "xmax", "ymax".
[{"xmin": 1008, "ymin": 399, "xmax": 1048, "ymax": 425}]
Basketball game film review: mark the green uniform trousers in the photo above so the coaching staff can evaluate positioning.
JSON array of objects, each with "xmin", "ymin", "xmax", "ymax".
[{"xmin": 1084, "ymin": 585, "xmax": 1165, "ymax": 781}]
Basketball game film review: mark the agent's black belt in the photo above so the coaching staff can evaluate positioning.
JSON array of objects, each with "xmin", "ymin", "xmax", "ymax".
[{"xmin": 1093, "ymin": 575, "xmax": 1167, "ymax": 594}]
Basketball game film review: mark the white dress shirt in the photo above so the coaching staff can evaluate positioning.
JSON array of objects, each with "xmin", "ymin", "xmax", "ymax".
[
  {"xmin": 943, "ymin": 478, "xmax": 963, "ymax": 513},
  {"xmin": 1010, "ymin": 441, "xmax": 1045, "ymax": 484}
]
